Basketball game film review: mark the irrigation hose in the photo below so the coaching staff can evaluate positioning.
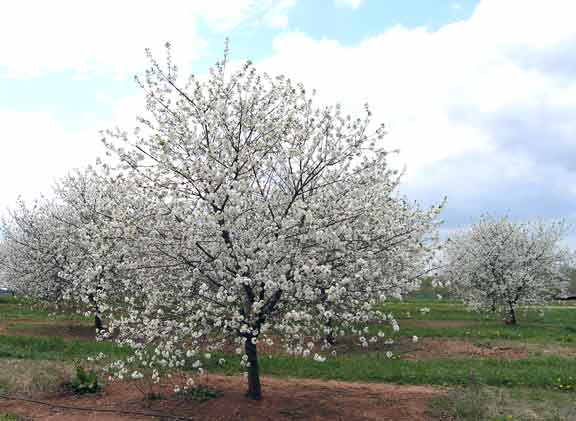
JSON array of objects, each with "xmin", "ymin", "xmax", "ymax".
[{"xmin": 0, "ymin": 394, "xmax": 194, "ymax": 420}]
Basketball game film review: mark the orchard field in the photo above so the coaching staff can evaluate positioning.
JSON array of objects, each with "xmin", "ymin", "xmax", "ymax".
[{"xmin": 0, "ymin": 292, "xmax": 575, "ymax": 420}]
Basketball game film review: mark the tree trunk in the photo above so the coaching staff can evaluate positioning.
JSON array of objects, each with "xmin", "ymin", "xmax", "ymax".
[
  {"xmin": 506, "ymin": 301, "xmax": 517, "ymax": 325},
  {"xmin": 325, "ymin": 318, "xmax": 336, "ymax": 345},
  {"xmin": 244, "ymin": 337, "xmax": 262, "ymax": 400},
  {"xmin": 95, "ymin": 313, "xmax": 103, "ymax": 331},
  {"xmin": 88, "ymin": 293, "xmax": 103, "ymax": 331}
]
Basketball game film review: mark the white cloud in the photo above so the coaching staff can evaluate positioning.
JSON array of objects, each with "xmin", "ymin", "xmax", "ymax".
[
  {"xmin": 0, "ymin": 86, "xmax": 155, "ymax": 214},
  {"xmin": 253, "ymin": 0, "xmax": 576, "ymax": 182},
  {"xmin": 262, "ymin": 0, "xmax": 296, "ymax": 29},
  {"xmin": 0, "ymin": 111, "xmax": 106, "ymax": 211},
  {"xmin": 333, "ymin": 0, "xmax": 363, "ymax": 10},
  {"xmin": 2, "ymin": 0, "xmax": 575, "ymax": 230},
  {"xmin": 0, "ymin": 0, "xmax": 296, "ymax": 79}
]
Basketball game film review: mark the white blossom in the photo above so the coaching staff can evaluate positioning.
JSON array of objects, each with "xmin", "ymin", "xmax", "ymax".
[
  {"xmin": 443, "ymin": 216, "xmax": 569, "ymax": 324},
  {"xmin": 0, "ymin": 46, "xmax": 443, "ymax": 401}
]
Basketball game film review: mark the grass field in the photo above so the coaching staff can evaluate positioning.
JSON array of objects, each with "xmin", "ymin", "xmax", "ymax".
[{"xmin": 0, "ymin": 294, "xmax": 574, "ymax": 420}]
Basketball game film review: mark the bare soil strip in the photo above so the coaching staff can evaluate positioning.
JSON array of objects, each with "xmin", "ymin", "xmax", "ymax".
[
  {"xmin": 0, "ymin": 374, "xmax": 444, "ymax": 421},
  {"xmin": 403, "ymin": 338, "xmax": 529, "ymax": 360}
]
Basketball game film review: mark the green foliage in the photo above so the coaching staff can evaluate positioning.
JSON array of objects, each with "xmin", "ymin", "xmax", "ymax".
[
  {"xmin": 175, "ymin": 384, "xmax": 221, "ymax": 401},
  {"xmin": 67, "ymin": 365, "xmax": 101, "ymax": 394},
  {"xmin": 407, "ymin": 276, "xmax": 453, "ymax": 300},
  {"xmin": 145, "ymin": 392, "xmax": 164, "ymax": 401},
  {"xmin": 0, "ymin": 414, "xmax": 27, "ymax": 421},
  {"xmin": 551, "ymin": 375, "xmax": 576, "ymax": 392}
]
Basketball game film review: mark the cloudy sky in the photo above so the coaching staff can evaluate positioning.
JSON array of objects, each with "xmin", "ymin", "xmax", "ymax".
[{"xmin": 1, "ymin": 0, "xmax": 575, "ymax": 244}]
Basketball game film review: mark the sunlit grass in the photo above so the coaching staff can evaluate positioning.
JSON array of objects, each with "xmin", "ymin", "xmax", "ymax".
[
  {"xmin": 0, "ymin": 335, "xmax": 128, "ymax": 361},
  {"xmin": 1, "ymin": 294, "xmax": 575, "ymax": 393}
]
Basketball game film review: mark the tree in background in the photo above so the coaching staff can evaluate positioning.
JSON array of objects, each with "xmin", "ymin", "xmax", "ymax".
[
  {"xmin": 0, "ymin": 198, "xmax": 75, "ymax": 305},
  {"xmin": 559, "ymin": 261, "xmax": 576, "ymax": 297},
  {"xmin": 0, "ymin": 169, "xmax": 148, "ymax": 331},
  {"xmin": 443, "ymin": 215, "xmax": 570, "ymax": 325}
]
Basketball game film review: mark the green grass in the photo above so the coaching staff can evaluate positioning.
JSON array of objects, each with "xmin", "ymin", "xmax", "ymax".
[
  {"xmin": 203, "ymin": 352, "xmax": 576, "ymax": 391},
  {"xmin": 5, "ymin": 330, "xmax": 564, "ymax": 392},
  {"xmin": 6, "ymin": 321, "xmax": 95, "ymax": 339},
  {"xmin": 1, "ymin": 294, "xmax": 574, "ymax": 421},
  {"xmin": 383, "ymin": 322, "xmax": 576, "ymax": 345},
  {"xmin": 1, "ymin": 295, "xmax": 576, "ymax": 395},
  {"xmin": 0, "ymin": 295, "xmax": 88, "ymax": 322},
  {"xmin": 405, "ymin": 277, "xmax": 453, "ymax": 300},
  {"xmin": 0, "ymin": 335, "xmax": 128, "ymax": 361},
  {"xmin": 374, "ymin": 299, "xmax": 576, "ymax": 345},
  {"xmin": 0, "ymin": 413, "xmax": 28, "ymax": 421},
  {"xmin": 381, "ymin": 300, "xmax": 576, "ymax": 324}
]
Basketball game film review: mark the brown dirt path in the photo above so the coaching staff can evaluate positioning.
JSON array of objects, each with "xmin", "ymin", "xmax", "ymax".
[
  {"xmin": 0, "ymin": 374, "xmax": 445, "ymax": 420},
  {"xmin": 403, "ymin": 338, "xmax": 528, "ymax": 360},
  {"xmin": 2, "ymin": 320, "xmax": 96, "ymax": 341}
]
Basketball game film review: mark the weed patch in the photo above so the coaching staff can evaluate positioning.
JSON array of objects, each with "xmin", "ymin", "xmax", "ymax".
[
  {"xmin": 65, "ymin": 365, "xmax": 102, "ymax": 395},
  {"xmin": 175, "ymin": 384, "xmax": 221, "ymax": 401}
]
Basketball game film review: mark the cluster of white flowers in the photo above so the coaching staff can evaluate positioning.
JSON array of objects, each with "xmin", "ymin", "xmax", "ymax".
[
  {"xmin": 0, "ymin": 46, "xmax": 443, "ymax": 400},
  {"xmin": 443, "ymin": 215, "xmax": 570, "ymax": 324}
]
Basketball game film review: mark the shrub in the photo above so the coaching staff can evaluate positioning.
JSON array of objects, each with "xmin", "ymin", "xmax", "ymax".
[{"xmin": 67, "ymin": 365, "xmax": 102, "ymax": 394}]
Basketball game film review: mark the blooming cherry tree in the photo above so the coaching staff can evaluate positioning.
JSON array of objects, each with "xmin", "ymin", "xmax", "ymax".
[
  {"xmin": 0, "ymin": 197, "xmax": 78, "ymax": 304},
  {"xmin": 443, "ymin": 215, "xmax": 569, "ymax": 324},
  {"xmin": 0, "ymin": 169, "xmax": 149, "ymax": 330},
  {"xmin": 96, "ymin": 45, "xmax": 443, "ymax": 399},
  {"xmin": 49, "ymin": 169, "xmax": 144, "ymax": 330}
]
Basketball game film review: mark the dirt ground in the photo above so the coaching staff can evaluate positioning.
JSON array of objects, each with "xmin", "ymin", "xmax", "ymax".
[
  {"xmin": 6, "ymin": 320, "xmax": 576, "ymax": 360},
  {"xmin": 2, "ymin": 320, "xmax": 96, "ymax": 341},
  {"xmin": 0, "ymin": 375, "xmax": 444, "ymax": 421},
  {"xmin": 403, "ymin": 338, "xmax": 529, "ymax": 360},
  {"xmin": 398, "ymin": 320, "xmax": 478, "ymax": 329},
  {"xmin": 2, "ymin": 319, "xmax": 574, "ymax": 420}
]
